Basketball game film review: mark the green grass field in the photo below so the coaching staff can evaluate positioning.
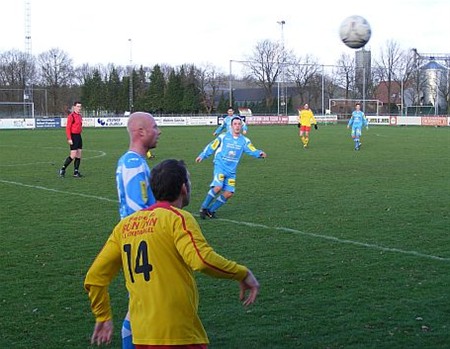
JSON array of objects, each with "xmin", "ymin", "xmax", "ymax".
[{"xmin": 0, "ymin": 124, "xmax": 449, "ymax": 349}]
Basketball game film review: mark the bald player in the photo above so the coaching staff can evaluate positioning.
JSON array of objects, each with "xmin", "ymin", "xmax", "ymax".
[{"xmin": 115, "ymin": 112, "xmax": 161, "ymax": 349}]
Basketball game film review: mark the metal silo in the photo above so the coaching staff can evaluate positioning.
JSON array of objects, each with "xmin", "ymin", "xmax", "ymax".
[{"xmin": 420, "ymin": 59, "xmax": 448, "ymax": 114}]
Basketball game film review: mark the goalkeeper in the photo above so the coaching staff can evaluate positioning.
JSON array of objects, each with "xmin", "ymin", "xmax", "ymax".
[{"xmin": 297, "ymin": 103, "xmax": 318, "ymax": 148}]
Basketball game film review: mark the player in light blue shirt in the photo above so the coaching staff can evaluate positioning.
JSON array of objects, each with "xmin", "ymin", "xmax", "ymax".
[
  {"xmin": 116, "ymin": 151, "xmax": 154, "ymax": 219},
  {"xmin": 347, "ymin": 103, "xmax": 368, "ymax": 150},
  {"xmin": 196, "ymin": 116, "xmax": 266, "ymax": 219},
  {"xmin": 213, "ymin": 107, "xmax": 248, "ymax": 136},
  {"xmin": 115, "ymin": 112, "xmax": 160, "ymax": 349}
]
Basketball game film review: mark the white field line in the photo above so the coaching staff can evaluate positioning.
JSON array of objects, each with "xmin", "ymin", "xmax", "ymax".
[
  {"xmin": 1, "ymin": 179, "xmax": 448, "ymax": 262},
  {"xmin": 0, "ymin": 179, "xmax": 117, "ymax": 202},
  {"xmin": 218, "ymin": 218, "xmax": 450, "ymax": 262},
  {"xmin": 0, "ymin": 147, "xmax": 107, "ymax": 167}
]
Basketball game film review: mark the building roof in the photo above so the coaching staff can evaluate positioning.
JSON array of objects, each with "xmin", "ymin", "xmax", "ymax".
[{"xmin": 421, "ymin": 60, "xmax": 447, "ymax": 70}]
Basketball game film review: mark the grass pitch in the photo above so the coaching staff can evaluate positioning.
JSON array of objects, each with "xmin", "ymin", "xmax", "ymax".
[{"xmin": 0, "ymin": 124, "xmax": 449, "ymax": 348}]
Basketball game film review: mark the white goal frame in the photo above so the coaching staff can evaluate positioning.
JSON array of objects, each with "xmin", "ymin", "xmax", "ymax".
[
  {"xmin": 329, "ymin": 98, "xmax": 383, "ymax": 116},
  {"xmin": 0, "ymin": 102, "xmax": 35, "ymax": 118}
]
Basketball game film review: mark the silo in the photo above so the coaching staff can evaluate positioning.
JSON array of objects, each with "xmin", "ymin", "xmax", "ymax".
[
  {"xmin": 420, "ymin": 59, "xmax": 448, "ymax": 114},
  {"xmin": 355, "ymin": 48, "xmax": 371, "ymax": 96}
]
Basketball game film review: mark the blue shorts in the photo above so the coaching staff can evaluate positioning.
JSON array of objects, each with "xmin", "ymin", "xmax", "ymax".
[
  {"xmin": 351, "ymin": 127, "xmax": 362, "ymax": 137},
  {"xmin": 210, "ymin": 168, "xmax": 236, "ymax": 193}
]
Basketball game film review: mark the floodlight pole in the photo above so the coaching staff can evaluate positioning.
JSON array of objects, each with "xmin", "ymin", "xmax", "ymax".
[
  {"xmin": 128, "ymin": 38, "xmax": 133, "ymax": 112},
  {"xmin": 363, "ymin": 66, "xmax": 366, "ymax": 112},
  {"xmin": 229, "ymin": 60, "xmax": 233, "ymax": 106},
  {"xmin": 321, "ymin": 65, "xmax": 325, "ymax": 114},
  {"xmin": 277, "ymin": 20, "xmax": 286, "ymax": 116}
]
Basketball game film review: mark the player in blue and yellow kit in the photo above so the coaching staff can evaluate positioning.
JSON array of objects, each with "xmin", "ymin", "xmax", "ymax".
[
  {"xmin": 213, "ymin": 107, "xmax": 248, "ymax": 136},
  {"xmin": 116, "ymin": 112, "xmax": 160, "ymax": 349},
  {"xmin": 196, "ymin": 116, "xmax": 266, "ymax": 219},
  {"xmin": 86, "ymin": 159, "xmax": 260, "ymax": 348},
  {"xmin": 347, "ymin": 103, "xmax": 368, "ymax": 150}
]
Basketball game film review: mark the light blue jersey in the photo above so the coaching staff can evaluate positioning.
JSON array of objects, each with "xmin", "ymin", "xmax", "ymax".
[
  {"xmin": 198, "ymin": 130, "xmax": 265, "ymax": 216},
  {"xmin": 348, "ymin": 110, "xmax": 368, "ymax": 129},
  {"xmin": 198, "ymin": 132, "xmax": 262, "ymax": 176},
  {"xmin": 214, "ymin": 115, "xmax": 248, "ymax": 135},
  {"xmin": 116, "ymin": 151, "xmax": 155, "ymax": 219},
  {"xmin": 348, "ymin": 110, "xmax": 368, "ymax": 137}
]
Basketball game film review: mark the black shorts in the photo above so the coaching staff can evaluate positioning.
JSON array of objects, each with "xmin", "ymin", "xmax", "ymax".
[{"xmin": 70, "ymin": 133, "xmax": 83, "ymax": 150}]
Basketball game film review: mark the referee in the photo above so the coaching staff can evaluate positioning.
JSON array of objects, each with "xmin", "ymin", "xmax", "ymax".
[{"xmin": 59, "ymin": 101, "xmax": 84, "ymax": 178}]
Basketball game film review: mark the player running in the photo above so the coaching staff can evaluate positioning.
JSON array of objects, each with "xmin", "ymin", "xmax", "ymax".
[{"xmin": 196, "ymin": 116, "xmax": 266, "ymax": 219}]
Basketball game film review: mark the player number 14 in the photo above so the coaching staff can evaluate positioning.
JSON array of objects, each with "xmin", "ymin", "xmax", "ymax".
[{"xmin": 123, "ymin": 241, "xmax": 153, "ymax": 283}]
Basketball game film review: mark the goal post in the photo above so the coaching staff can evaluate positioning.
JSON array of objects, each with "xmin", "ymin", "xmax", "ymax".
[
  {"xmin": 329, "ymin": 98, "xmax": 382, "ymax": 117},
  {"xmin": 0, "ymin": 102, "xmax": 35, "ymax": 118}
]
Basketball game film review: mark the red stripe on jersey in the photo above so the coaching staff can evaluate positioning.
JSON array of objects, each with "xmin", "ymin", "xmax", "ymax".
[
  {"xmin": 135, "ymin": 344, "xmax": 207, "ymax": 349},
  {"xmin": 143, "ymin": 202, "xmax": 236, "ymax": 276}
]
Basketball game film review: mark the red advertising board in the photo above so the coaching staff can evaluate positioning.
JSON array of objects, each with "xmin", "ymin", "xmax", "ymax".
[
  {"xmin": 421, "ymin": 116, "xmax": 448, "ymax": 126},
  {"xmin": 246, "ymin": 115, "xmax": 289, "ymax": 125}
]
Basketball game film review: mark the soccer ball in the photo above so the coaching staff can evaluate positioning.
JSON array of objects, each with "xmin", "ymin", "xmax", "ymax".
[{"xmin": 339, "ymin": 15, "xmax": 371, "ymax": 49}]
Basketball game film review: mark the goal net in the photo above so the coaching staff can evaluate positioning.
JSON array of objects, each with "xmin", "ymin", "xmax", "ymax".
[
  {"xmin": 329, "ymin": 99, "xmax": 382, "ymax": 118},
  {"xmin": 0, "ymin": 102, "xmax": 35, "ymax": 118}
]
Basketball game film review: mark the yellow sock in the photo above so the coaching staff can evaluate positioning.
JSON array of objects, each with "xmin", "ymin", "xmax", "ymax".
[
  {"xmin": 305, "ymin": 137, "xmax": 309, "ymax": 146},
  {"xmin": 301, "ymin": 136, "xmax": 305, "ymax": 144}
]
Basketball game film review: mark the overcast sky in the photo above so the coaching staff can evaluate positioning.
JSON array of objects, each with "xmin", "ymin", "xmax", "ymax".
[{"xmin": 1, "ymin": 0, "xmax": 449, "ymax": 73}]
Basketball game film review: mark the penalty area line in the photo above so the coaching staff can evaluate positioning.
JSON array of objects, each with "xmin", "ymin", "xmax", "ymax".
[{"xmin": 218, "ymin": 217, "xmax": 450, "ymax": 262}]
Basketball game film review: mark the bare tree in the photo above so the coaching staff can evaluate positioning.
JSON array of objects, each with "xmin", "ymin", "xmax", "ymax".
[
  {"xmin": 75, "ymin": 63, "xmax": 96, "ymax": 85},
  {"xmin": 335, "ymin": 53, "xmax": 356, "ymax": 99},
  {"xmin": 323, "ymin": 66, "xmax": 341, "ymax": 111},
  {"xmin": 373, "ymin": 40, "xmax": 404, "ymax": 113},
  {"xmin": 286, "ymin": 55, "xmax": 321, "ymax": 108},
  {"xmin": 244, "ymin": 39, "xmax": 290, "ymax": 109},
  {"xmin": 394, "ymin": 49, "xmax": 419, "ymax": 114},
  {"xmin": 37, "ymin": 48, "xmax": 75, "ymax": 114},
  {"xmin": 0, "ymin": 49, "xmax": 36, "ymax": 102},
  {"xmin": 439, "ymin": 60, "xmax": 450, "ymax": 114},
  {"xmin": 196, "ymin": 63, "xmax": 227, "ymax": 113}
]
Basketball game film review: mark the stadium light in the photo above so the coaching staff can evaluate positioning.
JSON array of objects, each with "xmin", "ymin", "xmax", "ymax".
[
  {"xmin": 128, "ymin": 38, "xmax": 133, "ymax": 112},
  {"xmin": 277, "ymin": 20, "xmax": 286, "ymax": 116}
]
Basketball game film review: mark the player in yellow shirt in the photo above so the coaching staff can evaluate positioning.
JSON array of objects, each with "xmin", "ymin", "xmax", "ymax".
[
  {"xmin": 297, "ymin": 103, "xmax": 318, "ymax": 148},
  {"xmin": 85, "ymin": 159, "xmax": 260, "ymax": 348}
]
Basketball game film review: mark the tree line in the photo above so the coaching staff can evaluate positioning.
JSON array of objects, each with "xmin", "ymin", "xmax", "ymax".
[{"xmin": 0, "ymin": 40, "xmax": 448, "ymax": 117}]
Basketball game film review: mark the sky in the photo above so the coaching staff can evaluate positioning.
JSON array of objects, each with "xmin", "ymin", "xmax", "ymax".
[{"xmin": 1, "ymin": 0, "xmax": 449, "ymax": 74}]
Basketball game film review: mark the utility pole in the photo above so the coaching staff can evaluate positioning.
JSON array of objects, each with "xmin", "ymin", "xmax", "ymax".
[
  {"xmin": 277, "ymin": 20, "xmax": 286, "ymax": 115},
  {"xmin": 24, "ymin": 0, "xmax": 33, "ymax": 117},
  {"xmin": 128, "ymin": 38, "xmax": 133, "ymax": 113}
]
